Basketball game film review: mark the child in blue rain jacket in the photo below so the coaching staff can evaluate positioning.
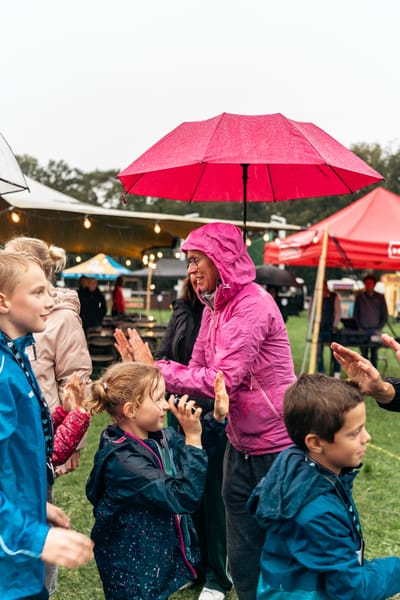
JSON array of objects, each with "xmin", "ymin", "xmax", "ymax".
[{"xmin": 248, "ymin": 373, "xmax": 400, "ymax": 600}]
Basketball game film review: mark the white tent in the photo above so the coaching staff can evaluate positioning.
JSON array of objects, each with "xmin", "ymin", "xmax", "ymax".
[{"xmin": 0, "ymin": 176, "xmax": 300, "ymax": 258}]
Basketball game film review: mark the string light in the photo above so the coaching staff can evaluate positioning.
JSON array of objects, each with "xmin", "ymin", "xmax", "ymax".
[
  {"xmin": 154, "ymin": 222, "xmax": 161, "ymax": 234},
  {"xmin": 125, "ymin": 259, "xmax": 131, "ymax": 267},
  {"xmin": 312, "ymin": 233, "xmax": 319, "ymax": 244},
  {"xmin": 75, "ymin": 256, "xmax": 82, "ymax": 263},
  {"xmin": 83, "ymin": 215, "xmax": 92, "ymax": 229},
  {"xmin": 156, "ymin": 251, "xmax": 163, "ymax": 258},
  {"xmin": 10, "ymin": 209, "xmax": 21, "ymax": 224}
]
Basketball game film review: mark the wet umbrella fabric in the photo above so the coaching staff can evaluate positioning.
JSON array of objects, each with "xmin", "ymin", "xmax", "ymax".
[
  {"xmin": 0, "ymin": 132, "xmax": 29, "ymax": 195},
  {"xmin": 118, "ymin": 112, "xmax": 383, "ymax": 234},
  {"xmin": 255, "ymin": 265, "xmax": 297, "ymax": 287}
]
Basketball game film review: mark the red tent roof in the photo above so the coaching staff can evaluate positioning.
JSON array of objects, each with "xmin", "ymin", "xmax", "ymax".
[{"xmin": 264, "ymin": 187, "xmax": 400, "ymax": 270}]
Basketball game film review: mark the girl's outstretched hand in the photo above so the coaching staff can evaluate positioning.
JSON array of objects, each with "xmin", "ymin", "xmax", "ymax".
[
  {"xmin": 214, "ymin": 371, "xmax": 229, "ymax": 423},
  {"xmin": 169, "ymin": 394, "xmax": 202, "ymax": 448},
  {"xmin": 62, "ymin": 373, "xmax": 87, "ymax": 413}
]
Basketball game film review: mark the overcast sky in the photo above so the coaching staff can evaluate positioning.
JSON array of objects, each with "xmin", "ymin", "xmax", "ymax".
[{"xmin": 1, "ymin": 0, "xmax": 399, "ymax": 173}]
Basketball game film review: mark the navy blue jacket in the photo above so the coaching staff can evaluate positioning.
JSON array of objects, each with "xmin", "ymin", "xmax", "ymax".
[
  {"xmin": 248, "ymin": 446, "xmax": 400, "ymax": 600},
  {"xmin": 86, "ymin": 424, "xmax": 208, "ymax": 599}
]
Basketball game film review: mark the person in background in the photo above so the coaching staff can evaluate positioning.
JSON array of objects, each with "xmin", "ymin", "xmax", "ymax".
[
  {"xmin": 111, "ymin": 275, "xmax": 126, "ymax": 318},
  {"xmin": 248, "ymin": 373, "xmax": 400, "ymax": 600},
  {"xmin": 0, "ymin": 251, "xmax": 93, "ymax": 600},
  {"xmin": 154, "ymin": 276, "xmax": 232, "ymax": 599},
  {"xmin": 266, "ymin": 285, "xmax": 288, "ymax": 323},
  {"xmin": 353, "ymin": 273, "xmax": 388, "ymax": 368},
  {"xmin": 86, "ymin": 362, "xmax": 229, "ymax": 600},
  {"xmin": 116, "ymin": 222, "xmax": 296, "ymax": 600},
  {"xmin": 80, "ymin": 277, "xmax": 107, "ymax": 333},
  {"xmin": 5, "ymin": 236, "xmax": 93, "ymax": 595},
  {"xmin": 316, "ymin": 280, "xmax": 342, "ymax": 378},
  {"xmin": 77, "ymin": 275, "xmax": 89, "ymax": 306}
]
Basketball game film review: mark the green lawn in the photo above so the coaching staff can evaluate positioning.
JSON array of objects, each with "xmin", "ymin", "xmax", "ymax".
[{"xmin": 53, "ymin": 312, "xmax": 400, "ymax": 599}]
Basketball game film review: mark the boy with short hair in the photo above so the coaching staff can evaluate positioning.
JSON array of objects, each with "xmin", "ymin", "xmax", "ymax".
[
  {"xmin": 248, "ymin": 373, "xmax": 400, "ymax": 600},
  {"xmin": 0, "ymin": 251, "xmax": 93, "ymax": 600}
]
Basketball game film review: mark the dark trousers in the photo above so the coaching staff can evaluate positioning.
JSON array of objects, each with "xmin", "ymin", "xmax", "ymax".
[
  {"xmin": 193, "ymin": 433, "xmax": 232, "ymax": 593},
  {"xmin": 360, "ymin": 344, "xmax": 378, "ymax": 368},
  {"xmin": 20, "ymin": 589, "xmax": 49, "ymax": 600},
  {"xmin": 317, "ymin": 330, "xmax": 340, "ymax": 374},
  {"xmin": 222, "ymin": 442, "xmax": 279, "ymax": 600}
]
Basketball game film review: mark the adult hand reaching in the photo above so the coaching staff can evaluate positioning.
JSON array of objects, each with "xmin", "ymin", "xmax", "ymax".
[
  {"xmin": 125, "ymin": 328, "xmax": 154, "ymax": 365},
  {"xmin": 114, "ymin": 327, "xmax": 153, "ymax": 365},
  {"xmin": 114, "ymin": 328, "xmax": 134, "ymax": 362},
  {"xmin": 331, "ymin": 341, "xmax": 395, "ymax": 403}
]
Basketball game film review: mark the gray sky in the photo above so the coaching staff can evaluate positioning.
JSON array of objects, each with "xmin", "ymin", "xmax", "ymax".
[{"xmin": 1, "ymin": 0, "xmax": 399, "ymax": 173}]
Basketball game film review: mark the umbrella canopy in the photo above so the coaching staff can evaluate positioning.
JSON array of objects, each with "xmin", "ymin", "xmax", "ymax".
[
  {"xmin": 118, "ymin": 112, "xmax": 383, "ymax": 234},
  {"xmin": 264, "ymin": 187, "xmax": 400, "ymax": 270},
  {"xmin": 0, "ymin": 132, "xmax": 29, "ymax": 195},
  {"xmin": 255, "ymin": 265, "xmax": 297, "ymax": 287},
  {"xmin": 63, "ymin": 253, "xmax": 134, "ymax": 280}
]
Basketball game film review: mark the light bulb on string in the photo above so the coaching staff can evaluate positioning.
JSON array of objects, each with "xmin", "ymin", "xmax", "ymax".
[
  {"xmin": 10, "ymin": 209, "xmax": 21, "ymax": 224},
  {"xmin": 83, "ymin": 215, "xmax": 92, "ymax": 230},
  {"xmin": 154, "ymin": 222, "xmax": 161, "ymax": 234}
]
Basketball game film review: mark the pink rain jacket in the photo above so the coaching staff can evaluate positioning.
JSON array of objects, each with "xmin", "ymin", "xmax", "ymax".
[{"xmin": 157, "ymin": 222, "xmax": 296, "ymax": 455}]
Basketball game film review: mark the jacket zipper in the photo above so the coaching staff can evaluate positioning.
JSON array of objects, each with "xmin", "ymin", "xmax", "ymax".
[{"xmin": 123, "ymin": 431, "xmax": 197, "ymax": 576}]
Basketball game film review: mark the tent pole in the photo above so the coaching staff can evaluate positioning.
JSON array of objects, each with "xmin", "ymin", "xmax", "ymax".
[{"xmin": 308, "ymin": 227, "xmax": 329, "ymax": 374}]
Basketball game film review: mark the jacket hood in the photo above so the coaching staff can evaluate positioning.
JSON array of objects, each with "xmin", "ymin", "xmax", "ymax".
[
  {"xmin": 248, "ymin": 446, "xmax": 359, "ymax": 527},
  {"xmin": 86, "ymin": 424, "xmax": 124, "ymax": 505},
  {"xmin": 181, "ymin": 223, "xmax": 256, "ymax": 302},
  {"xmin": 50, "ymin": 288, "xmax": 80, "ymax": 314}
]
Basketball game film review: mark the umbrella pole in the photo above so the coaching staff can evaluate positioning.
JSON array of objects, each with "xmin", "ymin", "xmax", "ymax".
[{"xmin": 241, "ymin": 164, "xmax": 249, "ymax": 242}]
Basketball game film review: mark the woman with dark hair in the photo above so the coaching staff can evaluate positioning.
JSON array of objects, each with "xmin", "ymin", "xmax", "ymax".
[{"xmin": 155, "ymin": 276, "xmax": 203, "ymax": 365}]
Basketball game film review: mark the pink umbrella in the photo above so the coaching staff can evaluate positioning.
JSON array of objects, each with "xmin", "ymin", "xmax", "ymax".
[{"xmin": 118, "ymin": 112, "xmax": 383, "ymax": 236}]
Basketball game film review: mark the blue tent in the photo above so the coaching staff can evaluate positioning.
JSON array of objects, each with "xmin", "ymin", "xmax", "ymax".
[{"xmin": 62, "ymin": 253, "xmax": 134, "ymax": 280}]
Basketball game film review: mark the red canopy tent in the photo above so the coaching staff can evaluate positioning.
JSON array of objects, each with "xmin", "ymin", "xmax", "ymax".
[{"xmin": 264, "ymin": 187, "xmax": 400, "ymax": 270}]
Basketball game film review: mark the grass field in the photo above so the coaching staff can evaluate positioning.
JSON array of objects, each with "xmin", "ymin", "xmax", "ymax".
[{"xmin": 53, "ymin": 312, "xmax": 400, "ymax": 599}]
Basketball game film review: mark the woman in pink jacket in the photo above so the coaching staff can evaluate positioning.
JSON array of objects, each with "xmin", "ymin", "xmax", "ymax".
[{"xmin": 119, "ymin": 222, "xmax": 296, "ymax": 600}]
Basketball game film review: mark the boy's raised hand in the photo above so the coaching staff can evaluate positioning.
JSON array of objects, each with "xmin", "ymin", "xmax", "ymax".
[{"xmin": 214, "ymin": 371, "xmax": 229, "ymax": 423}]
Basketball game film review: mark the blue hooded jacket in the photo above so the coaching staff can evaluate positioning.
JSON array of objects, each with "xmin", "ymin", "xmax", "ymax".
[
  {"xmin": 248, "ymin": 446, "xmax": 400, "ymax": 600},
  {"xmin": 0, "ymin": 332, "xmax": 50, "ymax": 599}
]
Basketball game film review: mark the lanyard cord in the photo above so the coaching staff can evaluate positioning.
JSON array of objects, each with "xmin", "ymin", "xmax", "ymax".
[{"xmin": 4, "ymin": 336, "xmax": 54, "ymax": 484}]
